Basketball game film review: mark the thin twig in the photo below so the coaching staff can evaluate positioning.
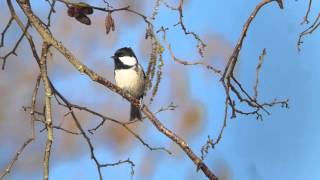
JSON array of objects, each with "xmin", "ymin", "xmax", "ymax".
[
  {"xmin": 201, "ymin": 98, "xmax": 229, "ymax": 160},
  {"xmin": 301, "ymin": 0, "xmax": 312, "ymax": 24},
  {"xmin": 253, "ymin": 48, "xmax": 266, "ymax": 100},
  {"xmin": 53, "ymin": 88, "xmax": 104, "ymax": 179},
  {"xmin": 297, "ymin": 13, "xmax": 320, "ymax": 52},
  {"xmin": 159, "ymin": 27, "xmax": 221, "ymax": 75},
  {"xmin": 40, "ymin": 125, "xmax": 81, "ymax": 135},
  {"xmin": 1, "ymin": 22, "xmax": 30, "ymax": 70},
  {"xmin": 100, "ymin": 158, "xmax": 135, "ymax": 179},
  {"xmin": 176, "ymin": 0, "xmax": 206, "ymax": 57},
  {"xmin": 55, "ymin": 101, "xmax": 172, "ymax": 155},
  {"xmin": 31, "ymin": 74, "xmax": 41, "ymax": 139},
  {"xmin": 0, "ymin": 74, "xmax": 40, "ymax": 178},
  {"xmin": 46, "ymin": 0, "xmax": 56, "ymax": 27},
  {"xmin": 39, "ymin": 42, "xmax": 53, "ymax": 180},
  {"xmin": 0, "ymin": 17, "xmax": 14, "ymax": 47},
  {"xmin": 0, "ymin": 138, "xmax": 34, "ymax": 179}
]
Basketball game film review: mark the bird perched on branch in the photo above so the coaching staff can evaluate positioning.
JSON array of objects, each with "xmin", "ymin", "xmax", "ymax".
[{"xmin": 111, "ymin": 47, "xmax": 146, "ymax": 121}]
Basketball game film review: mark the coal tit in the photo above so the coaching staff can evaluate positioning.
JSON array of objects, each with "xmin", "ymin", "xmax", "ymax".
[{"xmin": 111, "ymin": 47, "xmax": 146, "ymax": 121}]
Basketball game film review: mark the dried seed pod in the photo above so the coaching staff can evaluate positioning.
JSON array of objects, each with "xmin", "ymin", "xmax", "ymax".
[
  {"xmin": 68, "ymin": 2, "xmax": 93, "ymax": 18},
  {"xmin": 67, "ymin": 6, "xmax": 78, "ymax": 17},
  {"xmin": 81, "ymin": 6, "xmax": 93, "ymax": 14},
  {"xmin": 77, "ymin": 2, "xmax": 93, "ymax": 14},
  {"xmin": 75, "ymin": 13, "xmax": 91, "ymax": 25},
  {"xmin": 67, "ymin": 2, "xmax": 93, "ymax": 25},
  {"xmin": 105, "ymin": 12, "xmax": 115, "ymax": 34}
]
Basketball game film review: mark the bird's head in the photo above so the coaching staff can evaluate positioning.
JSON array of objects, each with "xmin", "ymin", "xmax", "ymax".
[{"xmin": 111, "ymin": 47, "xmax": 138, "ymax": 68}]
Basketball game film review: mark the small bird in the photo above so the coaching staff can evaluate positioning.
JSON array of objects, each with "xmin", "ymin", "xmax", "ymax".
[{"xmin": 111, "ymin": 47, "xmax": 146, "ymax": 121}]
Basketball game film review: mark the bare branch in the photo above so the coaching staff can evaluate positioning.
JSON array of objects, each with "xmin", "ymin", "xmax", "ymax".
[
  {"xmin": 53, "ymin": 88, "xmax": 104, "ymax": 179},
  {"xmin": 159, "ymin": 27, "xmax": 221, "ymax": 75},
  {"xmin": 0, "ymin": 138, "xmax": 34, "ymax": 179},
  {"xmin": 0, "ymin": 72, "xmax": 41, "ymax": 179},
  {"xmin": 301, "ymin": 0, "xmax": 312, "ymax": 24},
  {"xmin": 159, "ymin": 0, "xmax": 206, "ymax": 57},
  {"xmin": 39, "ymin": 42, "xmax": 53, "ymax": 180},
  {"xmin": 1, "ymin": 22, "xmax": 30, "ymax": 70},
  {"xmin": 201, "ymin": 98, "xmax": 229, "ymax": 160},
  {"xmin": 176, "ymin": 0, "xmax": 206, "ymax": 57},
  {"xmin": 52, "ymin": 86, "xmax": 140, "ymax": 179},
  {"xmin": 30, "ymin": 75, "xmax": 41, "ymax": 139},
  {"xmin": 253, "ymin": 48, "xmax": 266, "ymax": 100},
  {"xmin": 40, "ymin": 125, "xmax": 81, "ymax": 135},
  {"xmin": 0, "ymin": 75, "xmax": 41, "ymax": 179},
  {"xmin": 53, "ymin": 98, "xmax": 172, "ymax": 155},
  {"xmin": 100, "ymin": 158, "xmax": 135, "ymax": 179},
  {"xmin": 199, "ymin": 0, "xmax": 288, "ymax": 159},
  {"xmin": 297, "ymin": 13, "xmax": 320, "ymax": 51},
  {"xmin": 0, "ymin": 17, "xmax": 14, "ymax": 47},
  {"xmin": 6, "ymin": 0, "xmax": 40, "ymax": 62},
  {"xmin": 46, "ymin": 0, "xmax": 56, "ymax": 27}
]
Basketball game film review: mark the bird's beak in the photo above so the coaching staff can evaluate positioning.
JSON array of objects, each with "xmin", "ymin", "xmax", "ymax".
[{"xmin": 110, "ymin": 56, "xmax": 115, "ymax": 59}]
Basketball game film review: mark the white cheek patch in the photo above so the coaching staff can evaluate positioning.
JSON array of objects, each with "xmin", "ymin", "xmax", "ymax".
[{"xmin": 119, "ymin": 56, "xmax": 137, "ymax": 66}]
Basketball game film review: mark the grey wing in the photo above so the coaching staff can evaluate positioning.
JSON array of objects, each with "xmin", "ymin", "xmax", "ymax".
[
  {"xmin": 138, "ymin": 64, "xmax": 146, "ymax": 99},
  {"xmin": 141, "ymin": 65, "xmax": 146, "ymax": 80}
]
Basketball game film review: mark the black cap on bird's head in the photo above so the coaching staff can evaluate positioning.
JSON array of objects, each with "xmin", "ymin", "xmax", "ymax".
[
  {"xmin": 111, "ymin": 47, "xmax": 138, "ymax": 69},
  {"xmin": 111, "ymin": 47, "xmax": 136, "ymax": 60}
]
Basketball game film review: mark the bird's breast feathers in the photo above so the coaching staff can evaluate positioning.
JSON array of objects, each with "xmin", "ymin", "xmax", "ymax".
[{"xmin": 114, "ymin": 67, "xmax": 145, "ymax": 98}]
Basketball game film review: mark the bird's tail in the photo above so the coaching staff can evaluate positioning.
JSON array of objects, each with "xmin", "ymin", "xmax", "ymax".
[{"xmin": 130, "ymin": 103, "xmax": 142, "ymax": 121}]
